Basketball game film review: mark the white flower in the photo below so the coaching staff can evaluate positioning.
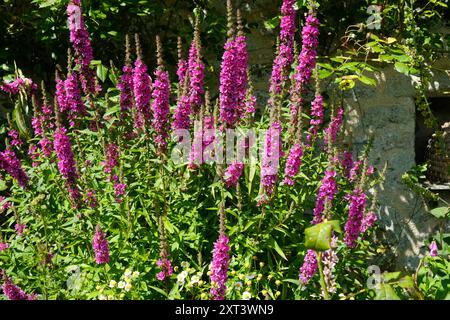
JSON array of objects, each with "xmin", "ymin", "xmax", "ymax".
[
  {"xmin": 118, "ymin": 281, "xmax": 126, "ymax": 289},
  {"xmin": 109, "ymin": 280, "xmax": 117, "ymax": 288},
  {"xmin": 235, "ymin": 281, "xmax": 243, "ymax": 290},
  {"xmin": 245, "ymin": 273, "xmax": 255, "ymax": 280},
  {"xmin": 98, "ymin": 294, "xmax": 107, "ymax": 300},
  {"xmin": 177, "ymin": 271, "xmax": 188, "ymax": 284},
  {"xmin": 180, "ymin": 261, "xmax": 190, "ymax": 269},
  {"xmin": 242, "ymin": 291, "xmax": 252, "ymax": 300},
  {"xmin": 132, "ymin": 271, "xmax": 140, "ymax": 279},
  {"xmin": 124, "ymin": 269, "xmax": 132, "ymax": 277},
  {"xmin": 190, "ymin": 275, "xmax": 200, "ymax": 285},
  {"xmin": 124, "ymin": 282, "xmax": 132, "ymax": 292}
]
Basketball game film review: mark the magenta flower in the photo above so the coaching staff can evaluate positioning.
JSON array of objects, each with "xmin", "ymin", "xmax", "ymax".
[
  {"xmin": 173, "ymin": 94, "xmax": 192, "ymax": 131},
  {"xmin": 429, "ymin": 241, "xmax": 438, "ymax": 257},
  {"xmin": 85, "ymin": 189, "xmax": 98, "ymax": 208},
  {"xmin": 349, "ymin": 159, "xmax": 362, "ymax": 182},
  {"xmin": 187, "ymin": 40, "xmax": 205, "ymax": 113},
  {"xmin": 260, "ymin": 122, "xmax": 283, "ymax": 198},
  {"xmin": 14, "ymin": 223, "xmax": 26, "ymax": 236},
  {"xmin": 324, "ymin": 106, "xmax": 344, "ymax": 147},
  {"xmin": 299, "ymin": 249, "xmax": 318, "ymax": 285},
  {"xmin": 67, "ymin": 0, "xmax": 97, "ymax": 95},
  {"xmin": 156, "ymin": 258, "xmax": 173, "ymax": 281},
  {"xmin": 0, "ymin": 77, "xmax": 37, "ymax": 95},
  {"xmin": 341, "ymin": 151, "xmax": 353, "ymax": 179},
  {"xmin": 114, "ymin": 182, "xmax": 126, "ymax": 203},
  {"xmin": 133, "ymin": 59, "xmax": 152, "ymax": 128},
  {"xmin": 307, "ymin": 94, "xmax": 324, "ymax": 143},
  {"xmin": 361, "ymin": 211, "xmax": 378, "ymax": 233},
  {"xmin": 102, "ymin": 143, "xmax": 119, "ymax": 174},
  {"xmin": 117, "ymin": 65, "xmax": 134, "ymax": 119},
  {"xmin": 0, "ymin": 196, "xmax": 11, "ymax": 212},
  {"xmin": 92, "ymin": 225, "xmax": 109, "ymax": 264},
  {"xmin": 269, "ymin": 0, "xmax": 296, "ymax": 96},
  {"xmin": 1, "ymin": 276, "xmax": 36, "ymax": 300},
  {"xmin": 8, "ymin": 130, "xmax": 23, "ymax": 147},
  {"xmin": 0, "ymin": 243, "xmax": 9, "ymax": 252},
  {"xmin": 53, "ymin": 127, "xmax": 78, "ymax": 182},
  {"xmin": 283, "ymin": 143, "xmax": 303, "ymax": 186},
  {"xmin": 245, "ymin": 95, "xmax": 256, "ymax": 118},
  {"xmin": 234, "ymin": 35, "xmax": 248, "ymax": 120},
  {"xmin": 0, "ymin": 148, "xmax": 29, "ymax": 188},
  {"xmin": 56, "ymin": 75, "xmax": 68, "ymax": 112},
  {"xmin": 64, "ymin": 72, "xmax": 86, "ymax": 127},
  {"xmin": 177, "ymin": 58, "xmax": 188, "ymax": 88},
  {"xmin": 223, "ymin": 162, "xmax": 244, "ymax": 188},
  {"xmin": 219, "ymin": 39, "xmax": 238, "ymax": 127},
  {"xmin": 39, "ymin": 137, "xmax": 53, "ymax": 157},
  {"xmin": 152, "ymin": 68, "xmax": 171, "ymax": 153},
  {"xmin": 312, "ymin": 170, "xmax": 338, "ymax": 224},
  {"xmin": 344, "ymin": 189, "xmax": 367, "ymax": 248},
  {"xmin": 210, "ymin": 234, "xmax": 230, "ymax": 300}
]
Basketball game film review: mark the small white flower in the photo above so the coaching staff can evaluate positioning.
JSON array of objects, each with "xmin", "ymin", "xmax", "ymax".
[
  {"xmin": 180, "ymin": 261, "xmax": 190, "ymax": 269},
  {"xmin": 235, "ymin": 281, "xmax": 243, "ymax": 290},
  {"xmin": 132, "ymin": 271, "xmax": 140, "ymax": 279},
  {"xmin": 177, "ymin": 271, "xmax": 188, "ymax": 284},
  {"xmin": 124, "ymin": 282, "xmax": 132, "ymax": 292},
  {"xmin": 124, "ymin": 269, "xmax": 132, "ymax": 277},
  {"xmin": 118, "ymin": 281, "xmax": 126, "ymax": 289},
  {"xmin": 109, "ymin": 280, "xmax": 117, "ymax": 288},
  {"xmin": 98, "ymin": 294, "xmax": 107, "ymax": 300},
  {"xmin": 242, "ymin": 291, "xmax": 252, "ymax": 300},
  {"xmin": 190, "ymin": 275, "xmax": 200, "ymax": 285},
  {"xmin": 245, "ymin": 273, "xmax": 255, "ymax": 280}
]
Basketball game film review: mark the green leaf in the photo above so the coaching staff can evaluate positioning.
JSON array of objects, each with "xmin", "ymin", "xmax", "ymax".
[
  {"xmin": 96, "ymin": 64, "xmax": 108, "ymax": 82},
  {"xmin": 358, "ymin": 75, "xmax": 377, "ymax": 86},
  {"xmin": 304, "ymin": 223, "xmax": 332, "ymax": 251},
  {"xmin": 397, "ymin": 275, "xmax": 414, "ymax": 289},
  {"xmin": 429, "ymin": 207, "xmax": 449, "ymax": 219},
  {"xmin": 394, "ymin": 62, "xmax": 409, "ymax": 75},
  {"xmin": 270, "ymin": 237, "xmax": 288, "ymax": 261},
  {"xmin": 0, "ymin": 179, "xmax": 7, "ymax": 191},
  {"xmin": 374, "ymin": 283, "xmax": 400, "ymax": 300}
]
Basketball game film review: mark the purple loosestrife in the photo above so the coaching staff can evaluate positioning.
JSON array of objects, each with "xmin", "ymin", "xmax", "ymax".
[
  {"xmin": 114, "ymin": 182, "xmax": 126, "ymax": 203},
  {"xmin": 188, "ymin": 121, "xmax": 203, "ymax": 170},
  {"xmin": 260, "ymin": 122, "xmax": 283, "ymax": 199},
  {"xmin": 324, "ymin": 106, "xmax": 344, "ymax": 147},
  {"xmin": 172, "ymin": 94, "xmax": 191, "ymax": 130},
  {"xmin": 64, "ymin": 71, "xmax": 86, "ymax": 127},
  {"xmin": 322, "ymin": 237, "xmax": 338, "ymax": 295},
  {"xmin": 152, "ymin": 37, "xmax": 171, "ymax": 153},
  {"xmin": 283, "ymin": 143, "xmax": 303, "ymax": 186},
  {"xmin": 219, "ymin": 38, "xmax": 239, "ymax": 127},
  {"xmin": 312, "ymin": 170, "xmax": 338, "ymax": 224},
  {"xmin": 102, "ymin": 143, "xmax": 119, "ymax": 174},
  {"xmin": 14, "ymin": 223, "xmax": 26, "ymax": 236},
  {"xmin": 39, "ymin": 138, "xmax": 53, "ymax": 158},
  {"xmin": 361, "ymin": 211, "xmax": 377, "ymax": 233},
  {"xmin": 341, "ymin": 150, "xmax": 353, "ymax": 179},
  {"xmin": 234, "ymin": 13, "xmax": 249, "ymax": 119},
  {"xmin": 0, "ymin": 196, "xmax": 11, "ymax": 212},
  {"xmin": 307, "ymin": 94, "xmax": 324, "ymax": 144},
  {"xmin": 0, "ymin": 148, "xmax": 29, "ymax": 188},
  {"xmin": 85, "ymin": 190, "xmax": 98, "ymax": 208},
  {"xmin": 223, "ymin": 162, "xmax": 244, "ymax": 188},
  {"xmin": 1, "ymin": 276, "xmax": 36, "ymax": 300},
  {"xmin": 92, "ymin": 225, "xmax": 109, "ymax": 264},
  {"xmin": 67, "ymin": 0, "xmax": 97, "ymax": 95},
  {"xmin": 177, "ymin": 37, "xmax": 188, "ymax": 89},
  {"xmin": 8, "ymin": 130, "xmax": 23, "ymax": 147},
  {"xmin": 0, "ymin": 243, "xmax": 9, "ymax": 251},
  {"xmin": 56, "ymin": 72, "xmax": 68, "ymax": 113},
  {"xmin": 299, "ymin": 249, "xmax": 318, "ymax": 285},
  {"xmin": 269, "ymin": 0, "xmax": 296, "ymax": 96},
  {"xmin": 429, "ymin": 241, "xmax": 438, "ymax": 257},
  {"xmin": 210, "ymin": 234, "xmax": 230, "ymax": 300},
  {"xmin": 118, "ymin": 65, "xmax": 134, "ymax": 119},
  {"xmin": 156, "ymin": 258, "xmax": 173, "ymax": 281},
  {"xmin": 187, "ymin": 27, "xmax": 205, "ymax": 113},
  {"xmin": 344, "ymin": 189, "xmax": 367, "ymax": 248},
  {"xmin": 0, "ymin": 77, "xmax": 37, "ymax": 95},
  {"xmin": 133, "ymin": 35, "xmax": 152, "ymax": 128},
  {"xmin": 349, "ymin": 159, "xmax": 362, "ymax": 182}
]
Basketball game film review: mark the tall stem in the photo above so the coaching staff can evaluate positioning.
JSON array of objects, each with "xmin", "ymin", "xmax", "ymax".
[{"xmin": 316, "ymin": 251, "xmax": 330, "ymax": 300}]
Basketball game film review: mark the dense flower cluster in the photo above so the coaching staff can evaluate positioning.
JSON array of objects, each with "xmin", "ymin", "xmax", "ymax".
[
  {"xmin": 117, "ymin": 65, "xmax": 134, "ymax": 118},
  {"xmin": 234, "ymin": 34, "xmax": 249, "ymax": 119},
  {"xmin": 1, "ymin": 276, "xmax": 36, "ymax": 300},
  {"xmin": 0, "ymin": 77, "xmax": 37, "ymax": 95},
  {"xmin": 344, "ymin": 189, "xmax": 367, "ymax": 248},
  {"xmin": 156, "ymin": 258, "xmax": 173, "ymax": 281},
  {"xmin": 172, "ymin": 94, "xmax": 191, "ymax": 130},
  {"xmin": 14, "ymin": 223, "xmax": 26, "ymax": 236},
  {"xmin": 103, "ymin": 143, "xmax": 120, "ymax": 174},
  {"xmin": 324, "ymin": 106, "xmax": 344, "ymax": 146},
  {"xmin": 67, "ymin": 0, "xmax": 97, "ymax": 94},
  {"xmin": 152, "ymin": 68, "xmax": 171, "ymax": 152},
  {"xmin": 360, "ymin": 211, "xmax": 378, "ymax": 233},
  {"xmin": 307, "ymin": 94, "xmax": 324, "ymax": 143},
  {"xmin": 0, "ymin": 243, "xmax": 9, "ymax": 251},
  {"xmin": 312, "ymin": 170, "xmax": 338, "ymax": 224},
  {"xmin": 188, "ymin": 41, "xmax": 205, "ymax": 112},
  {"xmin": 0, "ymin": 148, "xmax": 29, "ymax": 188},
  {"xmin": 133, "ymin": 59, "xmax": 152, "ymax": 128},
  {"xmin": 294, "ymin": 15, "xmax": 319, "ymax": 88},
  {"xmin": 299, "ymin": 249, "xmax": 318, "ymax": 284},
  {"xmin": 53, "ymin": 127, "xmax": 78, "ymax": 182},
  {"xmin": 64, "ymin": 72, "xmax": 86, "ymax": 127},
  {"xmin": 8, "ymin": 130, "xmax": 23, "ymax": 147},
  {"xmin": 210, "ymin": 234, "xmax": 230, "ymax": 300},
  {"xmin": 429, "ymin": 241, "xmax": 438, "ymax": 257},
  {"xmin": 219, "ymin": 39, "xmax": 239, "ymax": 128},
  {"xmin": 260, "ymin": 122, "xmax": 283, "ymax": 198},
  {"xmin": 341, "ymin": 150, "xmax": 353, "ymax": 178},
  {"xmin": 223, "ymin": 162, "xmax": 244, "ymax": 188},
  {"xmin": 92, "ymin": 225, "xmax": 110, "ymax": 264},
  {"xmin": 269, "ymin": 0, "xmax": 296, "ymax": 95},
  {"xmin": 283, "ymin": 143, "xmax": 303, "ymax": 186}
]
